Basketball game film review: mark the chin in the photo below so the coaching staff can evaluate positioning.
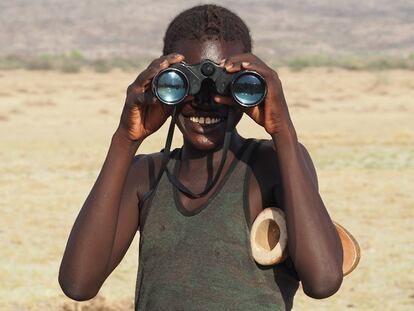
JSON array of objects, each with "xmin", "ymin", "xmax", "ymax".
[
  {"xmin": 185, "ymin": 133, "xmax": 225, "ymax": 152},
  {"xmin": 177, "ymin": 114, "xmax": 228, "ymax": 152}
]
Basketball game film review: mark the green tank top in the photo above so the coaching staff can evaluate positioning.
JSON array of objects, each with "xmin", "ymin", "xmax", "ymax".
[{"xmin": 135, "ymin": 139, "xmax": 299, "ymax": 310}]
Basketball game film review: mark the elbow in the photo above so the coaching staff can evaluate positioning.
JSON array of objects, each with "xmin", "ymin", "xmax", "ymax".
[
  {"xmin": 302, "ymin": 270, "xmax": 343, "ymax": 299},
  {"xmin": 58, "ymin": 270, "xmax": 100, "ymax": 301}
]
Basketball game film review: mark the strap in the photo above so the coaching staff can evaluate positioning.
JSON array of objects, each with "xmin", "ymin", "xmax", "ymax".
[
  {"xmin": 139, "ymin": 106, "xmax": 179, "ymax": 207},
  {"xmin": 139, "ymin": 107, "xmax": 236, "ymax": 205},
  {"xmin": 165, "ymin": 109, "xmax": 235, "ymax": 198}
]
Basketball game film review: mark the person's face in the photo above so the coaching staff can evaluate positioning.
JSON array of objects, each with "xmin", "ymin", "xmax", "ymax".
[{"xmin": 173, "ymin": 39, "xmax": 245, "ymax": 151}]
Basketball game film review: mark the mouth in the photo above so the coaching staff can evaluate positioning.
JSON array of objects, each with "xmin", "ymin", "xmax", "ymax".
[
  {"xmin": 188, "ymin": 115, "xmax": 224, "ymax": 125},
  {"xmin": 178, "ymin": 99, "xmax": 231, "ymax": 136},
  {"xmin": 180, "ymin": 112, "xmax": 227, "ymax": 135}
]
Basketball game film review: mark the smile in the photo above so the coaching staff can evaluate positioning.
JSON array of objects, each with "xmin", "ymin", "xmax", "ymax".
[{"xmin": 188, "ymin": 116, "xmax": 223, "ymax": 125}]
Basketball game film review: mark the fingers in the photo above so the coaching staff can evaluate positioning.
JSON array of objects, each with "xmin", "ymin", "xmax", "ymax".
[
  {"xmin": 126, "ymin": 53, "xmax": 185, "ymax": 107},
  {"xmin": 132, "ymin": 53, "xmax": 185, "ymax": 90},
  {"xmin": 127, "ymin": 89, "xmax": 156, "ymax": 108},
  {"xmin": 221, "ymin": 53, "xmax": 279, "ymax": 83},
  {"xmin": 241, "ymin": 61, "xmax": 278, "ymax": 80},
  {"xmin": 221, "ymin": 53, "xmax": 263, "ymax": 72}
]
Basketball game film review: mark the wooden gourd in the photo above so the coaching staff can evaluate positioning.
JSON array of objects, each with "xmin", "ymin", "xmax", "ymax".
[{"xmin": 250, "ymin": 207, "xmax": 361, "ymax": 276}]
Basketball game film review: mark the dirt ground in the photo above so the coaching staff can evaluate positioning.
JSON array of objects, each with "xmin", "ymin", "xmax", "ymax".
[{"xmin": 0, "ymin": 68, "xmax": 413, "ymax": 310}]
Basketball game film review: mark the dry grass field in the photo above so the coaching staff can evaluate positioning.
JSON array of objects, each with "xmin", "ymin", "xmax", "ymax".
[{"xmin": 0, "ymin": 68, "xmax": 413, "ymax": 310}]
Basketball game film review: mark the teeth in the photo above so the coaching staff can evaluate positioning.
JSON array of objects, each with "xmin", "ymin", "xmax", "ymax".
[{"xmin": 189, "ymin": 116, "xmax": 221, "ymax": 125}]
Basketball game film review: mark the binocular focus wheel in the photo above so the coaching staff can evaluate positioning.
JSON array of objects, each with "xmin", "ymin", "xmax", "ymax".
[{"xmin": 250, "ymin": 207, "xmax": 361, "ymax": 276}]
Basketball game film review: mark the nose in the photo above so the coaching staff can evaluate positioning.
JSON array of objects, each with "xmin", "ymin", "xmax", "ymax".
[
  {"xmin": 192, "ymin": 93, "xmax": 214, "ymax": 109},
  {"xmin": 192, "ymin": 79, "xmax": 216, "ymax": 110}
]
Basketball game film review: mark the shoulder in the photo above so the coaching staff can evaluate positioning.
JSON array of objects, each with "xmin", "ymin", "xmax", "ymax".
[
  {"xmin": 252, "ymin": 139, "xmax": 314, "ymax": 167},
  {"xmin": 249, "ymin": 139, "xmax": 280, "ymax": 183},
  {"xmin": 249, "ymin": 138, "xmax": 316, "ymax": 188},
  {"xmin": 130, "ymin": 151, "xmax": 164, "ymax": 174},
  {"xmin": 128, "ymin": 151, "xmax": 165, "ymax": 201},
  {"xmin": 251, "ymin": 138, "xmax": 318, "ymax": 190}
]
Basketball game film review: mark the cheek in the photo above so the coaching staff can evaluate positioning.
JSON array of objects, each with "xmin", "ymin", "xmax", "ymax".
[{"xmin": 176, "ymin": 115, "xmax": 186, "ymax": 133}]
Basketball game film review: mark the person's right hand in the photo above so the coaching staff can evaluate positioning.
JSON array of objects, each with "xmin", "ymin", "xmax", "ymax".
[{"xmin": 117, "ymin": 53, "xmax": 185, "ymax": 141}]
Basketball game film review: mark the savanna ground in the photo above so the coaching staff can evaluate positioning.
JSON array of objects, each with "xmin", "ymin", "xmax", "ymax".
[{"xmin": 0, "ymin": 67, "xmax": 413, "ymax": 310}]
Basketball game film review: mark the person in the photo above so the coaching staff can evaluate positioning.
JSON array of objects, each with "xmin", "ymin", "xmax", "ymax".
[{"xmin": 59, "ymin": 4, "xmax": 343, "ymax": 310}]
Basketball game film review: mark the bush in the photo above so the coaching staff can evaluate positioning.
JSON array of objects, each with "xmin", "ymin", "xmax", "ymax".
[
  {"xmin": 1, "ymin": 51, "xmax": 412, "ymax": 72},
  {"xmin": 286, "ymin": 54, "xmax": 414, "ymax": 71},
  {"xmin": 92, "ymin": 59, "xmax": 112, "ymax": 73}
]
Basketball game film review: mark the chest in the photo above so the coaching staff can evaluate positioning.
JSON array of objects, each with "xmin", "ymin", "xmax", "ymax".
[{"xmin": 174, "ymin": 163, "xmax": 279, "ymax": 226}]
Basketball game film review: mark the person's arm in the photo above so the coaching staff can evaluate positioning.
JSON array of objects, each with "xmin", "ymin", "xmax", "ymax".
[
  {"xmin": 59, "ymin": 132, "xmax": 141, "ymax": 301},
  {"xmin": 271, "ymin": 132, "xmax": 343, "ymax": 298},
  {"xmin": 218, "ymin": 54, "xmax": 343, "ymax": 298},
  {"xmin": 58, "ymin": 53, "xmax": 185, "ymax": 301}
]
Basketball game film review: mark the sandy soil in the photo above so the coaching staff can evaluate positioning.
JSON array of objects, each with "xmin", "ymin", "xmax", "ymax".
[{"xmin": 0, "ymin": 68, "xmax": 413, "ymax": 310}]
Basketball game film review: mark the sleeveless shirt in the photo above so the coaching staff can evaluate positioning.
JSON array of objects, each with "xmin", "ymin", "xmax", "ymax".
[{"xmin": 135, "ymin": 140, "xmax": 299, "ymax": 310}]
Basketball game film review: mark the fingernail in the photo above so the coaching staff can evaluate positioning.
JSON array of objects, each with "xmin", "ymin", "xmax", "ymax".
[
  {"xmin": 160, "ymin": 60, "xmax": 168, "ymax": 67},
  {"xmin": 242, "ymin": 62, "xmax": 250, "ymax": 67},
  {"xmin": 225, "ymin": 63, "xmax": 233, "ymax": 70}
]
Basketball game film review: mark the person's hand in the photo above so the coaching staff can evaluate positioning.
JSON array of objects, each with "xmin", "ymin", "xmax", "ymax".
[
  {"xmin": 215, "ymin": 53, "xmax": 295, "ymax": 136},
  {"xmin": 117, "ymin": 53, "xmax": 185, "ymax": 141}
]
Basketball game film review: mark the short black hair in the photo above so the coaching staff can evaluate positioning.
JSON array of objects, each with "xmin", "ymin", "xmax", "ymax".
[{"xmin": 163, "ymin": 4, "xmax": 252, "ymax": 55}]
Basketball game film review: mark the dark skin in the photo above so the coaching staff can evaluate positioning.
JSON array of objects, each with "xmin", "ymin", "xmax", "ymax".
[{"xmin": 59, "ymin": 39, "xmax": 343, "ymax": 302}]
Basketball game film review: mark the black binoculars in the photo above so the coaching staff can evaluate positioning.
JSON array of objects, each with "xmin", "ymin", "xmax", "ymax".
[{"xmin": 152, "ymin": 59, "xmax": 267, "ymax": 107}]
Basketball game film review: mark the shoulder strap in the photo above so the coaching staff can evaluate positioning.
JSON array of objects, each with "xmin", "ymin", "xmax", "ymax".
[
  {"xmin": 242, "ymin": 139, "xmax": 266, "ymax": 230},
  {"xmin": 241, "ymin": 138, "xmax": 263, "ymax": 164}
]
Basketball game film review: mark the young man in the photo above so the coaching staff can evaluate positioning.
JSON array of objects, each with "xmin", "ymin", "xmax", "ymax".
[{"xmin": 59, "ymin": 5, "xmax": 343, "ymax": 310}]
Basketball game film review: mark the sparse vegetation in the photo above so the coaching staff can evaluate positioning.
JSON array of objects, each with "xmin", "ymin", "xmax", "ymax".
[
  {"xmin": 0, "ymin": 51, "xmax": 147, "ymax": 73},
  {"xmin": 286, "ymin": 54, "xmax": 414, "ymax": 71},
  {"xmin": 1, "ymin": 51, "xmax": 414, "ymax": 73}
]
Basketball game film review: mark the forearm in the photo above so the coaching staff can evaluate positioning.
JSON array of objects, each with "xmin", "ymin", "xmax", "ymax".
[
  {"xmin": 271, "ymin": 129, "xmax": 343, "ymax": 298},
  {"xmin": 59, "ymin": 130, "xmax": 141, "ymax": 298}
]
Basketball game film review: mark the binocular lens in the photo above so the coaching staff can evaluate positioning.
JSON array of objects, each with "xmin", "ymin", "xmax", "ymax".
[
  {"xmin": 155, "ymin": 70, "xmax": 188, "ymax": 104},
  {"xmin": 232, "ymin": 73, "xmax": 266, "ymax": 107}
]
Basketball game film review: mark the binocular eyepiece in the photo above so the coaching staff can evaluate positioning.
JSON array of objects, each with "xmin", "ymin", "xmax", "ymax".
[{"xmin": 152, "ymin": 59, "xmax": 267, "ymax": 107}]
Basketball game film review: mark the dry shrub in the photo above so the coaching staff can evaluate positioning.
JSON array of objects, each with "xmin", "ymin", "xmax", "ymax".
[
  {"xmin": 0, "ymin": 91, "xmax": 12, "ymax": 97},
  {"xmin": 0, "ymin": 114, "xmax": 9, "ymax": 121},
  {"xmin": 24, "ymin": 99, "xmax": 56, "ymax": 107},
  {"xmin": 98, "ymin": 109, "xmax": 110, "ymax": 115},
  {"xmin": 9, "ymin": 108, "xmax": 22, "ymax": 114},
  {"xmin": 291, "ymin": 102, "xmax": 310, "ymax": 108}
]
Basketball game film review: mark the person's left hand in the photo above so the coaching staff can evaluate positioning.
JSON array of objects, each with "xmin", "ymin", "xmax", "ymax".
[{"xmin": 215, "ymin": 53, "xmax": 295, "ymax": 136}]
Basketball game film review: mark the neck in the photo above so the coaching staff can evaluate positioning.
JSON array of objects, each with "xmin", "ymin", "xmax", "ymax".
[{"xmin": 173, "ymin": 130, "xmax": 246, "ymax": 197}]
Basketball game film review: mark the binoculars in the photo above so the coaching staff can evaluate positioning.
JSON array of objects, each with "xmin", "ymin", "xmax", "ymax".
[{"xmin": 152, "ymin": 59, "xmax": 267, "ymax": 107}]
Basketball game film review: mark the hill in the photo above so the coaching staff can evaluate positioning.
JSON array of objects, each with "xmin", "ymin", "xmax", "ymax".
[{"xmin": 0, "ymin": 0, "xmax": 413, "ymax": 60}]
